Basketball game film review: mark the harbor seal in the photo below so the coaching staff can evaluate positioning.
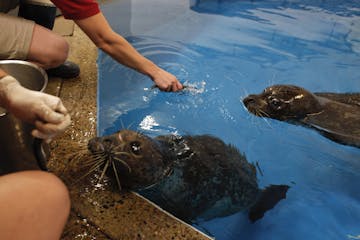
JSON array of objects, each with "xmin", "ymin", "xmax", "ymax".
[
  {"xmin": 87, "ymin": 129, "xmax": 289, "ymax": 223},
  {"xmin": 243, "ymin": 85, "xmax": 360, "ymax": 148}
]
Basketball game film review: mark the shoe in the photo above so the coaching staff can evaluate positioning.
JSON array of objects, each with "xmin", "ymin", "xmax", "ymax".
[{"xmin": 46, "ymin": 61, "xmax": 80, "ymax": 79}]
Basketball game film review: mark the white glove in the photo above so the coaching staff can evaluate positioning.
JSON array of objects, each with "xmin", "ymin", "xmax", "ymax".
[{"xmin": 0, "ymin": 75, "xmax": 71, "ymax": 140}]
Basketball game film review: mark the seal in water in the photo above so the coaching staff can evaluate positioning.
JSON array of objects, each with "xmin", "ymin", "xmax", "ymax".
[
  {"xmin": 88, "ymin": 129, "xmax": 289, "ymax": 223},
  {"xmin": 243, "ymin": 85, "xmax": 360, "ymax": 148}
]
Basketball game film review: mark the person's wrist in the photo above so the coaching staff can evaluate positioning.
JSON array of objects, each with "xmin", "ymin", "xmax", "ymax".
[
  {"xmin": 0, "ymin": 75, "xmax": 22, "ymax": 108},
  {"xmin": 140, "ymin": 60, "xmax": 161, "ymax": 80}
]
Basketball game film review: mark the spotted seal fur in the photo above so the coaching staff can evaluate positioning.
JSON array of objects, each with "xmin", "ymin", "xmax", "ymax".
[
  {"xmin": 87, "ymin": 129, "xmax": 289, "ymax": 223},
  {"xmin": 243, "ymin": 85, "xmax": 360, "ymax": 148}
]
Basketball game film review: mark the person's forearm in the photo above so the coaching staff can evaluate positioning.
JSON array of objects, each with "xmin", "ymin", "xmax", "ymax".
[
  {"xmin": 99, "ymin": 33, "xmax": 160, "ymax": 78},
  {"xmin": 94, "ymin": 30, "xmax": 159, "ymax": 77},
  {"xmin": 75, "ymin": 13, "xmax": 160, "ymax": 79},
  {"xmin": 75, "ymin": 12, "xmax": 183, "ymax": 92}
]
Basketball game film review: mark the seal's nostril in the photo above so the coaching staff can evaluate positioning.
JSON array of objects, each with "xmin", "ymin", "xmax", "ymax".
[{"xmin": 102, "ymin": 138, "xmax": 113, "ymax": 147}]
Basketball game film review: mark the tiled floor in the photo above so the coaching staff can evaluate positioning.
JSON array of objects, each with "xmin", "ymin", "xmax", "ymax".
[{"xmin": 47, "ymin": 17, "xmax": 212, "ymax": 240}]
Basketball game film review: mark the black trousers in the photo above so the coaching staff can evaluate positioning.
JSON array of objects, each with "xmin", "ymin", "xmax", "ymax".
[{"xmin": 18, "ymin": 1, "xmax": 57, "ymax": 30}]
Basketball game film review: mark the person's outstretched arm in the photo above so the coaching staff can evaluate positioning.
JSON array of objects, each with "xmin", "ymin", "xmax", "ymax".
[
  {"xmin": 75, "ymin": 13, "xmax": 183, "ymax": 92},
  {"xmin": 0, "ymin": 68, "xmax": 71, "ymax": 140}
]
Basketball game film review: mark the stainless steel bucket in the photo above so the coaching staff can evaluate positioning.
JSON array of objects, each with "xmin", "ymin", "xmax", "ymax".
[{"xmin": 0, "ymin": 60, "xmax": 49, "ymax": 174}]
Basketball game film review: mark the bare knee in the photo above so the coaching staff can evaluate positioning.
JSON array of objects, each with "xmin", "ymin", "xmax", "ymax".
[
  {"xmin": 28, "ymin": 25, "xmax": 69, "ymax": 68},
  {"xmin": 0, "ymin": 171, "xmax": 70, "ymax": 239},
  {"xmin": 33, "ymin": 171, "xmax": 71, "ymax": 211},
  {"xmin": 33, "ymin": 171, "xmax": 70, "ymax": 214},
  {"xmin": 46, "ymin": 36, "xmax": 69, "ymax": 68},
  {"xmin": 0, "ymin": 170, "xmax": 70, "ymax": 217}
]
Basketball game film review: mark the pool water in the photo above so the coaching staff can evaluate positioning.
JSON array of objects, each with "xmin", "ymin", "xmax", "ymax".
[{"xmin": 97, "ymin": 0, "xmax": 360, "ymax": 239}]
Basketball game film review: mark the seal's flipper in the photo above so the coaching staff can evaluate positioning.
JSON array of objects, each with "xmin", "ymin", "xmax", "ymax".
[{"xmin": 248, "ymin": 184, "xmax": 289, "ymax": 222}]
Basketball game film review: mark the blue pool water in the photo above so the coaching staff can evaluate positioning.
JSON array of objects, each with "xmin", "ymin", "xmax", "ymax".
[{"xmin": 97, "ymin": 0, "xmax": 360, "ymax": 239}]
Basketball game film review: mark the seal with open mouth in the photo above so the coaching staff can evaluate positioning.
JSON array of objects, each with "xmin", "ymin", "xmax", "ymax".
[
  {"xmin": 243, "ymin": 85, "xmax": 360, "ymax": 148},
  {"xmin": 88, "ymin": 129, "xmax": 289, "ymax": 223}
]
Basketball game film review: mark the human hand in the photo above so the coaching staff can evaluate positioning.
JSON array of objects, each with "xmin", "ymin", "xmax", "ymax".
[
  {"xmin": 0, "ymin": 76, "xmax": 71, "ymax": 140},
  {"xmin": 151, "ymin": 68, "xmax": 183, "ymax": 92}
]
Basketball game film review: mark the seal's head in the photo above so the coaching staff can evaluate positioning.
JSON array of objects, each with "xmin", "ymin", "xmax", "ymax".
[
  {"xmin": 243, "ymin": 85, "xmax": 323, "ymax": 120},
  {"xmin": 88, "ymin": 130, "xmax": 172, "ymax": 190}
]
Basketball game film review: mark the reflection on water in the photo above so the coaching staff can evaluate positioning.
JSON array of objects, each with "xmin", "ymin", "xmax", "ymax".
[{"xmin": 98, "ymin": 0, "xmax": 360, "ymax": 239}]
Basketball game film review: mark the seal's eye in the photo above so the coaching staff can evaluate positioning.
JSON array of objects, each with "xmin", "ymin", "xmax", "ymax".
[
  {"xmin": 269, "ymin": 98, "xmax": 282, "ymax": 110},
  {"xmin": 130, "ymin": 141, "xmax": 141, "ymax": 155}
]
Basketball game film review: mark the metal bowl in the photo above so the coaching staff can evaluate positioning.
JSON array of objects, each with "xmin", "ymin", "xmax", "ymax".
[
  {"xmin": 0, "ymin": 60, "xmax": 49, "ymax": 174},
  {"xmin": 0, "ymin": 60, "xmax": 48, "ymax": 115}
]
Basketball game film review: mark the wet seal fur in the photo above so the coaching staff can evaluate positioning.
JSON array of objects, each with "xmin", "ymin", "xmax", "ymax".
[
  {"xmin": 88, "ymin": 129, "xmax": 289, "ymax": 223},
  {"xmin": 243, "ymin": 85, "xmax": 360, "ymax": 148}
]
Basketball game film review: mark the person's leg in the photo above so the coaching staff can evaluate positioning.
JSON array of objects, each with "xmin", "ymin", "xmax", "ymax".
[
  {"xmin": 0, "ymin": 14, "xmax": 68, "ymax": 68},
  {"xmin": 28, "ymin": 24, "xmax": 80, "ymax": 78},
  {"xmin": 0, "ymin": 170, "xmax": 70, "ymax": 240},
  {"xmin": 18, "ymin": 0, "xmax": 80, "ymax": 78},
  {"xmin": 18, "ymin": 0, "xmax": 65, "ymax": 68},
  {"xmin": 18, "ymin": 0, "xmax": 57, "ymax": 29},
  {"xmin": 27, "ymin": 23, "xmax": 69, "ymax": 69},
  {"xmin": 0, "ymin": 13, "xmax": 79, "ymax": 78}
]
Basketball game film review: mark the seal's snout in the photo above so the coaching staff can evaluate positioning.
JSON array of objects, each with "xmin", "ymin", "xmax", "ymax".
[
  {"xmin": 88, "ymin": 137, "xmax": 103, "ymax": 153},
  {"xmin": 88, "ymin": 136, "xmax": 118, "ymax": 154},
  {"xmin": 243, "ymin": 95, "xmax": 256, "ymax": 107}
]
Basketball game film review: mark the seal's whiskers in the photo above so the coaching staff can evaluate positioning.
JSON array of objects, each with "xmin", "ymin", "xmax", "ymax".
[
  {"xmin": 70, "ymin": 154, "xmax": 107, "ymax": 186},
  {"xmin": 122, "ymin": 151, "xmax": 143, "ymax": 159},
  {"xmin": 253, "ymin": 109, "xmax": 263, "ymax": 118},
  {"xmin": 62, "ymin": 148, "xmax": 88, "ymax": 163},
  {"xmin": 268, "ymin": 72, "xmax": 277, "ymax": 86},
  {"xmin": 88, "ymin": 160, "xmax": 105, "ymax": 174},
  {"xmin": 79, "ymin": 160, "xmax": 105, "ymax": 181},
  {"xmin": 81, "ymin": 153, "xmax": 106, "ymax": 167},
  {"xmin": 240, "ymin": 92, "xmax": 250, "ymax": 105},
  {"xmin": 96, "ymin": 158, "xmax": 111, "ymax": 187},
  {"xmin": 254, "ymin": 109, "xmax": 263, "ymax": 118},
  {"xmin": 260, "ymin": 115, "xmax": 273, "ymax": 129},
  {"xmin": 113, "ymin": 155, "xmax": 132, "ymax": 173},
  {"xmin": 111, "ymin": 159, "xmax": 122, "ymax": 192},
  {"xmin": 244, "ymin": 112, "xmax": 260, "ymax": 128},
  {"xmin": 113, "ymin": 151, "xmax": 131, "ymax": 157}
]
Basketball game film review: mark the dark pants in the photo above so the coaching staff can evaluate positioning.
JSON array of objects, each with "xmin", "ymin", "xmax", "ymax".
[{"xmin": 18, "ymin": 2, "xmax": 56, "ymax": 30}]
